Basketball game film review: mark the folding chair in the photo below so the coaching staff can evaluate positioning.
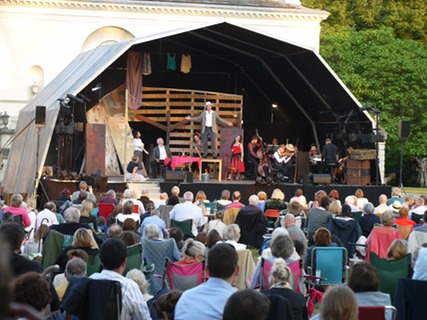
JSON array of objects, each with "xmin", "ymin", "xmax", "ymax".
[
  {"xmin": 170, "ymin": 219, "xmax": 193, "ymax": 240},
  {"xmin": 223, "ymin": 207, "xmax": 240, "ymax": 225},
  {"xmin": 133, "ymin": 204, "xmax": 139, "ymax": 213},
  {"xmin": 86, "ymin": 254, "xmax": 102, "ymax": 276},
  {"xmin": 264, "ymin": 209, "xmax": 279, "ymax": 228},
  {"xmin": 98, "ymin": 203, "xmax": 115, "ymax": 220},
  {"xmin": 370, "ymin": 252, "xmax": 411, "ymax": 302},
  {"xmin": 233, "ymin": 249, "xmax": 256, "ymax": 289},
  {"xmin": 123, "ymin": 243, "xmax": 143, "ymax": 275},
  {"xmin": 307, "ymin": 247, "xmax": 348, "ymax": 285},
  {"xmin": 260, "ymin": 258, "xmax": 304, "ymax": 294},
  {"xmin": 397, "ymin": 224, "xmax": 413, "ymax": 240},
  {"xmin": 358, "ymin": 306, "xmax": 397, "ymax": 320},
  {"xmin": 394, "ymin": 278, "xmax": 427, "ymax": 320},
  {"xmin": 163, "ymin": 258, "xmax": 206, "ymax": 291}
]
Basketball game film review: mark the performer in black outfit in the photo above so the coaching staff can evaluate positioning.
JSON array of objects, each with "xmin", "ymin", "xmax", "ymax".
[{"xmin": 322, "ymin": 138, "xmax": 337, "ymax": 180}]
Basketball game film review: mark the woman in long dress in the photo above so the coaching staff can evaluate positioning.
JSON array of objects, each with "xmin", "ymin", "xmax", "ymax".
[
  {"xmin": 133, "ymin": 130, "xmax": 149, "ymax": 177},
  {"xmin": 227, "ymin": 134, "xmax": 245, "ymax": 180}
]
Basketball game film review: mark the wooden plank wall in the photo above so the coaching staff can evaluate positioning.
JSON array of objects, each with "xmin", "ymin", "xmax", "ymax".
[{"xmin": 130, "ymin": 87, "xmax": 243, "ymax": 156}]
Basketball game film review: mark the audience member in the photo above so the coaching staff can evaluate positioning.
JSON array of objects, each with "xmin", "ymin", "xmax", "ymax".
[
  {"xmin": 34, "ymin": 202, "xmax": 59, "ymax": 229},
  {"xmin": 404, "ymin": 194, "xmax": 416, "ymax": 211},
  {"xmin": 140, "ymin": 209, "xmax": 168, "ymax": 239},
  {"xmin": 12, "ymin": 272, "xmax": 52, "ymax": 317},
  {"xmin": 2, "ymin": 194, "xmax": 31, "ymax": 228},
  {"xmin": 223, "ymin": 289, "xmax": 270, "ymax": 320},
  {"xmin": 99, "ymin": 189, "xmax": 119, "ymax": 206},
  {"xmin": 79, "ymin": 200, "xmax": 97, "ymax": 229},
  {"xmin": 409, "ymin": 197, "xmax": 427, "ymax": 222},
  {"xmin": 295, "ymin": 188, "xmax": 308, "ymax": 208},
  {"xmin": 140, "ymin": 189, "xmax": 154, "ymax": 208},
  {"xmin": 386, "ymin": 187, "xmax": 404, "ymax": 206},
  {"xmin": 374, "ymin": 194, "xmax": 389, "ymax": 216},
  {"xmin": 307, "ymin": 196, "xmax": 332, "ymax": 244},
  {"xmin": 155, "ymin": 192, "xmax": 169, "ymax": 209},
  {"xmin": 223, "ymin": 224, "xmax": 246, "ymax": 250},
  {"xmin": 328, "ymin": 201, "xmax": 341, "ymax": 215},
  {"xmin": 208, "ymin": 210, "xmax": 227, "ymax": 237},
  {"xmin": 116, "ymin": 200, "xmax": 141, "ymax": 224},
  {"xmin": 348, "ymin": 262, "xmax": 392, "ymax": 312},
  {"xmin": 413, "ymin": 211, "xmax": 427, "ymax": 233},
  {"xmin": 23, "ymin": 224, "xmax": 49, "ymax": 257},
  {"xmin": 152, "ymin": 290, "xmax": 183, "ymax": 320},
  {"xmin": 257, "ymin": 191, "xmax": 268, "ymax": 212},
  {"xmin": 386, "ymin": 239, "xmax": 408, "ymax": 261},
  {"xmin": 310, "ymin": 286, "xmax": 358, "ymax": 320},
  {"xmin": 216, "ymin": 189, "xmax": 232, "ymax": 210},
  {"xmin": 170, "ymin": 191, "xmax": 204, "ymax": 237},
  {"xmin": 308, "ymin": 190, "xmax": 327, "ymax": 209},
  {"xmin": 236, "ymin": 195, "xmax": 268, "ymax": 249},
  {"xmin": 57, "ymin": 188, "xmax": 72, "ymax": 202},
  {"xmin": 344, "ymin": 195, "xmax": 359, "ymax": 212},
  {"xmin": 169, "ymin": 227, "xmax": 184, "ymax": 250},
  {"xmin": 174, "ymin": 243, "xmax": 239, "ymax": 320},
  {"xmin": 71, "ymin": 181, "xmax": 96, "ymax": 203},
  {"xmin": 90, "ymin": 238, "xmax": 151, "ymax": 319},
  {"xmin": 177, "ymin": 238, "xmax": 206, "ymax": 265},
  {"xmin": 358, "ymin": 202, "xmax": 380, "ymax": 238},
  {"xmin": 262, "ymin": 258, "xmax": 308, "ymax": 320},
  {"xmin": 395, "ymin": 206, "xmax": 416, "ymax": 228},
  {"xmin": 206, "ymin": 229, "xmax": 223, "ymax": 249},
  {"xmin": 413, "ymin": 247, "xmax": 427, "ymax": 281},
  {"xmin": 305, "ymin": 228, "xmax": 338, "ymax": 271},
  {"xmin": 195, "ymin": 231, "xmax": 208, "ymax": 245},
  {"xmin": 107, "ymin": 223, "xmax": 123, "ymax": 238},
  {"xmin": 284, "ymin": 213, "xmax": 307, "ymax": 256},
  {"xmin": 119, "ymin": 230, "xmax": 138, "ymax": 246},
  {"xmin": 354, "ymin": 189, "xmax": 368, "ymax": 211},
  {"xmin": 126, "ymin": 268, "xmax": 153, "ymax": 302},
  {"xmin": 264, "ymin": 189, "xmax": 287, "ymax": 212},
  {"xmin": 56, "ymin": 257, "xmax": 87, "ymax": 300},
  {"xmin": 328, "ymin": 189, "xmax": 341, "ymax": 206}
]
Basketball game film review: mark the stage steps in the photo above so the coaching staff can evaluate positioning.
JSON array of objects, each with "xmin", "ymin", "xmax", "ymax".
[{"xmin": 127, "ymin": 180, "xmax": 162, "ymax": 202}]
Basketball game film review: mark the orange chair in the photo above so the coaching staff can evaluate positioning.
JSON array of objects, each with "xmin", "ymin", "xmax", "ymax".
[
  {"xmin": 264, "ymin": 209, "xmax": 279, "ymax": 219},
  {"xmin": 98, "ymin": 203, "xmax": 115, "ymax": 220}
]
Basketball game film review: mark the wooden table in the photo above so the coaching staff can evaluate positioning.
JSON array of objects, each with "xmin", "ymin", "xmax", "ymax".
[
  {"xmin": 171, "ymin": 156, "xmax": 201, "ymax": 171},
  {"xmin": 200, "ymin": 158, "xmax": 222, "ymax": 181}
]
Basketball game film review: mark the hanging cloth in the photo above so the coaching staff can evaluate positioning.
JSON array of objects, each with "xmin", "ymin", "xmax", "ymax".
[
  {"xmin": 142, "ymin": 52, "xmax": 152, "ymax": 75},
  {"xmin": 126, "ymin": 51, "xmax": 143, "ymax": 110},
  {"xmin": 166, "ymin": 53, "xmax": 177, "ymax": 71},
  {"xmin": 181, "ymin": 54, "xmax": 192, "ymax": 74}
]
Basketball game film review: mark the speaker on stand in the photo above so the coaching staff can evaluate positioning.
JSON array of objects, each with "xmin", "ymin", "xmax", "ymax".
[{"xmin": 398, "ymin": 120, "xmax": 410, "ymax": 188}]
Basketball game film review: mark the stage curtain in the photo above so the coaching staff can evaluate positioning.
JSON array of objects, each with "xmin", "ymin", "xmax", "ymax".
[{"xmin": 126, "ymin": 51, "xmax": 143, "ymax": 110}]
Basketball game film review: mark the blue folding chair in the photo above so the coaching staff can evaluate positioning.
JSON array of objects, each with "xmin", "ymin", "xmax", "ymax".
[{"xmin": 308, "ymin": 247, "xmax": 348, "ymax": 285}]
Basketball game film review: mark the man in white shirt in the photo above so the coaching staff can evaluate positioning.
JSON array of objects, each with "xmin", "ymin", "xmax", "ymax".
[
  {"xmin": 409, "ymin": 197, "xmax": 427, "ymax": 220},
  {"xmin": 374, "ymin": 194, "xmax": 389, "ymax": 216},
  {"xmin": 186, "ymin": 101, "xmax": 232, "ymax": 158},
  {"xmin": 35, "ymin": 202, "xmax": 59, "ymax": 230},
  {"xmin": 150, "ymin": 137, "xmax": 172, "ymax": 178},
  {"xmin": 91, "ymin": 238, "xmax": 151, "ymax": 320},
  {"xmin": 169, "ymin": 191, "xmax": 204, "ymax": 237}
]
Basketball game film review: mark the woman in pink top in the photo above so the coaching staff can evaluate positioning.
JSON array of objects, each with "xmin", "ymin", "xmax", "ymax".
[{"xmin": 2, "ymin": 194, "xmax": 31, "ymax": 227}]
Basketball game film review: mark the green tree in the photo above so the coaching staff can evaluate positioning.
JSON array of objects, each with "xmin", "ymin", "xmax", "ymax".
[{"xmin": 320, "ymin": 28, "xmax": 427, "ymax": 185}]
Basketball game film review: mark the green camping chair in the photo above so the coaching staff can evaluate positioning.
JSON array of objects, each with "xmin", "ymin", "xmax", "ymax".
[
  {"xmin": 170, "ymin": 219, "xmax": 193, "ymax": 240},
  {"xmin": 370, "ymin": 252, "xmax": 412, "ymax": 302},
  {"xmin": 123, "ymin": 243, "xmax": 143, "ymax": 275}
]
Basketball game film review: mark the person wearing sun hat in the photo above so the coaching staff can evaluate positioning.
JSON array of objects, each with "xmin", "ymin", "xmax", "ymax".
[
  {"xmin": 272, "ymin": 144, "xmax": 296, "ymax": 181},
  {"xmin": 389, "ymin": 200, "xmax": 402, "ymax": 218}
]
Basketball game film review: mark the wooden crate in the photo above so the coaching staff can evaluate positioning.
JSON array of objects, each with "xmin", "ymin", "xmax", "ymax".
[{"xmin": 347, "ymin": 159, "xmax": 371, "ymax": 185}]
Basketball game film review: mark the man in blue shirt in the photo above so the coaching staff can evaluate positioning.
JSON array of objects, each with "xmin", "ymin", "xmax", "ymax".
[{"xmin": 174, "ymin": 243, "xmax": 239, "ymax": 320}]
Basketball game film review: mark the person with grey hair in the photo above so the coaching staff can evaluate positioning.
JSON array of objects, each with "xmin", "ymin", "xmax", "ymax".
[
  {"xmin": 223, "ymin": 224, "xmax": 246, "ymax": 250},
  {"xmin": 365, "ymin": 209, "xmax": 401, "ymax": 262},
  {"xmin": 99, "ymin": 189, "xmax": 119, "ymax": 206},
  {"xmin": 178, "ymin": 238, "xmax": 206, "ymax": 264},
  {"xmin": 358, "ymin": 202, "xmax": 381, "ymax": 237},
  {"xmin": 56, "ymin": 257, "xmax": 87, "ymax": 300},
  {"xmin": 126, "ymin": 269, "xmax": 153, "ymax": 302},
  {"xmin": 48, "ymin": 207, "xmax": 103, "ymax": 246},
  {"xmin": 251, "ymin": 231, "xmax": 296, "ymax": 289},
  {"xmin": 107, "ymin": 223, "xmax": 123, "ymax": 238},
  {"xmin": 144, "ymin": 224, "xmax": 162, "ymax": 240},
  {"xmin": 150, "ymin": 137, "xmax": 172, "ymax": 178},
  {"xmin": 140, "ymin": 209, "xmax": 168, "ymax": 239},
  {"xmin": 235, "ymin": 194, "xmax": 267, "ymax": 248},
  {"xmin": 35, "ymin": 201, "xmax": 59, "ymax": 229},
  {"xmin": 186, "ymin": 101, "xmax": 233, "ymax": 158},
  {"xmin": 170, "ymin": 191, "xmax": 205, "ymax": 237}
]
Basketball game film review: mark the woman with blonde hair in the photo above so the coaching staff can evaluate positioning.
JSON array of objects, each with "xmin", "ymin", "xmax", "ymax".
[
  {"xmin": 311, "ymin": 286, "xmax": 358, "ymax": 320},
  {"xmin": 126, "ymin": 268, "xmax": 153, "ymax": 302},
  {"xmin": 386, "ymin": 239, "xmax": 408, "ymax": 261},
  {"xmin": 78, "ymin": 199, "xmax": 97, "ymax": 229},
  {"xmin": 328, "ymin": 201, "xmax": 341, "ymax": 215},
  {"xmin": 262, "ymin": 258, "xmax": 308, "ymax": 320},
  {"xmin": 265, "ymin": 188, "xmax": 287, "ymax": 211}
]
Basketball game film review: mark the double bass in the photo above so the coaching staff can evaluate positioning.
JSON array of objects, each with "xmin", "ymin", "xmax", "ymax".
[{"xmin": 255, "ymin": 129, "xmax": 270, "ymax": 177}]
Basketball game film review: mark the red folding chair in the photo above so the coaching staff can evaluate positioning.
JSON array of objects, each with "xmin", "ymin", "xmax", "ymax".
[
  {"xmin": 98, "ymin": 203, "xmax": 115, "ymax": 220},
  {"xmin": 133, "ymin": 204, "xmax": 139, "ymax": 213},
  {"xmin": 358, "ymin": 306, "xmax": 397, "ymax": 320},
  {"xmin": 163, "ymin": 258, "xmax": 206, "ymax": 291}
]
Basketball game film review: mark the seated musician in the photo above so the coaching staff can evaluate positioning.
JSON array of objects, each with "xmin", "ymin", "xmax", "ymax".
[
  {"xmin": 336, "ymin": 145, "xmax": 353, "ymax": 183},
  {"xmin": 272, "ymin": 144, "xmax": 296, "ymax": 180}
]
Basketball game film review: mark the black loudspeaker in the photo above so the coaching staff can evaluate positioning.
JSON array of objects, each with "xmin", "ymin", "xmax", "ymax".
[
  {"xmin": 312, "ymin": 174, "xmax": 331, "ymax": 184},
  {"xmin": 165, "ymin": 170, "xmax": 185, "ymax": 181},
  {"xmin": 398, "ymin": 120, "xmax": 410, "ymax": 138},
  {"xmin": 35, "ymin": 106, "xmax": 46, "ymax": 127},
  {"xmin": 185, "ymin": 171, "xmax": 194, "ymax": 183}
]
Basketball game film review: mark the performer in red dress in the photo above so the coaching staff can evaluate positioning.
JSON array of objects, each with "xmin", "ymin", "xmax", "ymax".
[{"xmin": 227, "ymin": 135, "xmax": 245, "ymax": 180}]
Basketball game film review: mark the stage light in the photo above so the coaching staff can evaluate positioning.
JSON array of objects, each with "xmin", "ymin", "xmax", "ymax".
[{"xmin": 272, "ymin": 103, "xmax": 278, "ymax": 108}]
